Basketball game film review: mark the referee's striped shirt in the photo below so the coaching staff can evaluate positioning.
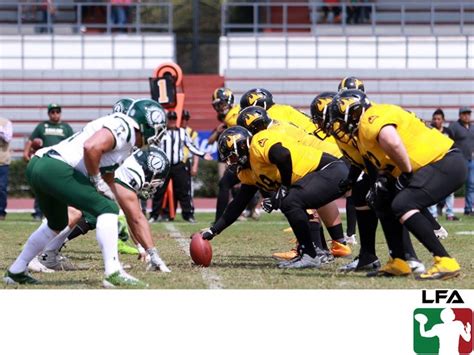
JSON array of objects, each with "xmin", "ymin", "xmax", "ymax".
[{"xmin": 159, "ymin": 128, "xmax": 205, "ymax": 165}]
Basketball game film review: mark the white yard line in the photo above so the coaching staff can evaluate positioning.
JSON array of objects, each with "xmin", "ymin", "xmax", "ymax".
[{"xmin": 164, "ymin": 223, "xmax": 223, "ymax": 289}]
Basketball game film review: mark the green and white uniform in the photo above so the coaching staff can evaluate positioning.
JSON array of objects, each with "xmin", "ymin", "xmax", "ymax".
[{"xmin": 27, "ymin": 113, "xmax": 138, "ymax": 231}]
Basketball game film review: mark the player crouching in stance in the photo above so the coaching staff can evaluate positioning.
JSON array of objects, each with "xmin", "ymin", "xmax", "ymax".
[
  {"xmin": 329, "ymin": 90, "xmax": 466, "ymax": 280},
  {"xmin": 197, "ymin": 125, "xmax": 348, "ymax": 269},
  {"xmin": 4, "ymin": 98, "xmax": 166, "ymax": 287},
  {"xmin": 29, "ymin": 145, "xmax": 171, "ymax": 274}
]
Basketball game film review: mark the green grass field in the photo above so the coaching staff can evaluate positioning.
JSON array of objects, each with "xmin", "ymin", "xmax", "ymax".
[{"xmin": 1, "ymin": 212, "xmax": 473, "ymax": 289}]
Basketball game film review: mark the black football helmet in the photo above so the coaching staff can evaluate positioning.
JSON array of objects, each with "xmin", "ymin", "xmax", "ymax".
[
  {"xmin": 310, "ymin": 91, "xmax": 337, "ymax": 135},
  {"xmin": 217, "ymin": 126, "xmax": 252, "ymax": 167},
  {"xmin": 133, "ymin": 145, "xmax": 170, "ymax": 200},
  {"xmin": 328, "ymin": 89, "xmax": 370, "ymax": 142},
  {"xmin": 212, "ymin": 87, "xmax": 234, "ymax": 116},
  {"xmin": 239, "ymin": 88, "xmax": 274, "ymax": 110},
  {"xmin": 338, "ymin": 76, "xmax": 365, "ymax": 92},
  {"xmin": 236, "ymin": 106, "xmax": 272, "ymax": 135}
]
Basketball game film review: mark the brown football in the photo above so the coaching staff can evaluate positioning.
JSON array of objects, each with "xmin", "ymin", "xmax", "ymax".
[
  {"xmin": 190, "ymin": 232, "xmax": 212, "ymax": 267},
  {"xmin": 31, "ymin": 138, "xmax": 43, "ymax": 150}
]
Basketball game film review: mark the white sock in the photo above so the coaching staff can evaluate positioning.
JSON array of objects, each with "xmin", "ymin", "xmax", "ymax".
[
  {"xmin": 10, "ymin": 221, "xmax": 57, "ymax": 273},
  {"xmin": 43, "ymin": 226, "xmax": 71, "ymax": 253},
  {"xmin": 96, "ymin": 213, "xmax": 121, "ymax": 276}
]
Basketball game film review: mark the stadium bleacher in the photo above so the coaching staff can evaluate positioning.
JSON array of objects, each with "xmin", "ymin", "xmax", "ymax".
[{"xmin": 225, "ymin": 68, "xmax": 474, "ymax": 123}]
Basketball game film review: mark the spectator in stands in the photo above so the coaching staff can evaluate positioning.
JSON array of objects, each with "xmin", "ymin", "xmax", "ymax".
[
  {"xmin": 110, "ymin": 0, "xmax": 131, "ymax": 32},
  {"xmin": 322, "ymin": 0, "xmax": 341, "ymax": 24},
  {"xmin": 149, "ymin": 111, "xmax": 212, "ymax": 223},
  {"xmin": 449, "ymin": 106, "xmax": 474, "ymax": 216},
  {"xmin": 23, "ymin": 103, "xmax": 73, "ymax": 220},
  {"xmin": 37, "ymin": 0, "xmax": 56, "ymax": 34},
  {"xmin": 0, "ymin": 117, "xmax": 12, "ymax": 220},
  {"xmin": 347, "ymin": 0, "xmax": 372, "ymax": 24},
  {"xmin": 427, "ymin": 109, "xmax": 459, "ymax": 221}
]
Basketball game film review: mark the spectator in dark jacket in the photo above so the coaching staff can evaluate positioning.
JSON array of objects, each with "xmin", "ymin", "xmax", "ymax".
[{"xmin": 449, "ymin": 106, "xmax": 474, "ymax": 215}]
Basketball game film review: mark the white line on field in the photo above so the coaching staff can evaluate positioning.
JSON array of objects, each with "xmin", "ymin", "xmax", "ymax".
[{"xmin": 164, "ymin": 223, "xmax": 223, "ymax": 289}]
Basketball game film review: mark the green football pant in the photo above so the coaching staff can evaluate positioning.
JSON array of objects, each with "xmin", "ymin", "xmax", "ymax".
[{"xmin": 28, "ymin": 156, "xmax": 119, "ymax": 231}]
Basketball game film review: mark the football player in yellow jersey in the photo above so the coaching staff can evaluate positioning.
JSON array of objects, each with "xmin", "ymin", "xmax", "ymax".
[
  {"xmin": 317, "ymin": 92, "xmax": 425, "ymax": 275},
  {"xmin": 329, "ymin": 89, "xmax": 467, "ymax": 280},
  {"xmin": 239, "ymin": 88, "xmax": 350, "ymax": 256},
  {"xmin": 198, "ymin": 126, "xmax": 349, "ymax": 269},
  {"xmin": 208, "ymin": 88, "xmax": 257, "ymax": 223},
  {"xmin": 237, "ymin": 105, "xmax": 351, "ymax": 259}
]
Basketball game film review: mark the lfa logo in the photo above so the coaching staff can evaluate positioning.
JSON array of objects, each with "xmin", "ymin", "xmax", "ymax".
[{"xmin": 414, "ymin": 290, "xmax": 473, "ymax": 354}]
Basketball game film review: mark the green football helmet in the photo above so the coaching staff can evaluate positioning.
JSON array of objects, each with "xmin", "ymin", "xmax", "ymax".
[
  {"xmin": 127, "ymin": 98, "xmax": 167, "ymax": 144},
  {"xmin": 112, "ymin": 98, "xmax": 134, "ymax": 114},
  {"xmin": 133, "ymin": 145, "xmax": 170, "ymax": 200}
]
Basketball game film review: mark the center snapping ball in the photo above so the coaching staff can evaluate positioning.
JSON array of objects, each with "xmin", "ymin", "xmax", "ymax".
[{"xmin": 190, "ymin": 232, "xmax": 212, "ymax": 267}]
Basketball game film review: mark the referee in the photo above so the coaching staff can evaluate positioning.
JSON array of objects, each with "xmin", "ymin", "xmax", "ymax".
[{"xmin": 149, "ymin": 111, "xmax": 212, "ymax": 223}]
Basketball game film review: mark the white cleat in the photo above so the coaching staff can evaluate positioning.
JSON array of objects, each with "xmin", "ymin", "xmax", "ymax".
[
  {"xmin": 28, "ymin": 256, "xmax": 55, "ymax": 273},
  {"xmin": 434, "ymin": 226, "xmax": 448, "ymax": 240},
  {"xmin": 407, "ymin": 258, "xmax": 426, "ymax": 274},
  {"xmin": 344, "ymin": 234, "xmax": 358, "ymax": 245}
]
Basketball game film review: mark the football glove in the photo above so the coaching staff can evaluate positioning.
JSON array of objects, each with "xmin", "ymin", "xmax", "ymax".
[
  {"xmin": 270, "ymin": 185, "xmax": 289, "ymax": 211},
  {"xmin": 366, "ymin": 175, "xmax": 390, "ymax": 210},
  {"xmin": 395, "ymin": 172, "xmax": 413, "ymax": 191},
  {"xmin": 90, "ymin": 174, "xmax": 115, "ymax": 200},
  {"xmin": 201, "ymin": 228, "xmax": 216, "ymax": 241},
  {"xmin": 146, "ymin": 247, "xmax": 171, "ymax": 272},
  {"xmin": 261, "ymin": 198, "xmax": 274, "ymax": 213}
]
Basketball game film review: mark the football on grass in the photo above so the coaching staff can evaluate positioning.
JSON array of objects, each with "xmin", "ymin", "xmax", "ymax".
[{"xmin": 190, "ymin": 232, "xmax": 212, "ymax": 267}]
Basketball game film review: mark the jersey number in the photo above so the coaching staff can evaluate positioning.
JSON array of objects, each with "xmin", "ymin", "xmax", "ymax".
[{"xmin": 256, "ymin": 174, "xmax": 279, "ymax": 191}]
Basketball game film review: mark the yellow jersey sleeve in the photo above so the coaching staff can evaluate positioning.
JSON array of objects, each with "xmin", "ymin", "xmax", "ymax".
[
  {"xmin": 267, "ymin": 104, "xmax": 317, "ymax": 134},
  {"xmin": 270, "ymin": 120, "xmax": 343, "ymax": 159},
  {"xmin": 359, "ymin": 103, "xmax": 454, "ymax": 176},
  {"xmin": 224, "ymin": 105, "xmax": 240, "ymax": 127},
  {"xmin": 249, "ymin": 128, "xmax": 323, "ymax": 191}
]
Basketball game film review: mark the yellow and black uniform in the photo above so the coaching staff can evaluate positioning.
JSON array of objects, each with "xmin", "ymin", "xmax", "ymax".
[
  {"xmin": 357, "ymin": 103, "xmax": 467, "ymax": 262},
  {"xmin": 358, "ymin": 104, "xmax": 454, "ymax": 178},
  {"xmin": 223, "ymin": 105, "xmax": 240, "ymax": 127},
  {"xmin": 355, "ymin": 103, "xmax": 468, "ymax": 269},
  {"xmin": 267, "ymin": 104, "xmax": 343, "ymax": 157},
  {"xmin": 213, "ymin": 128, "xmax": 348, "ymax": 259},
  {"xmin": 248, "ymin": 126, "xmax": 323, "ymax": 191},
  {"xmin": 267, "ymin": 104, "xmax": 315, "ymax": 133}
]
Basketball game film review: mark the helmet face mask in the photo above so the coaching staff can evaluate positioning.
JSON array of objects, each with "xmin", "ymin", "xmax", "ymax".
[
  {"xmin": 212, "ymin": 88, "xmax": 234, "ymax": 115},
  {"xmin": 328, "ymin": 90, "xmax": 369, "ymax": 142},
  {"xmin": 127, "ymin": 99, "xmax": 167, "ymax": 145},
  {"xmin": 134, "ymin": 146, "xmax": 170, "ymax": 200},
  {"xmin": 237, "ymin": 106, "xmax": 272, "ymax": 135},
  {"xmin": 240, "ymin": 88, "xmax": 274, "ymax": 110},
  {"xmin": 217, "ymin": 126, "xmax": 252, "ymax": 168},
  {"xmin": 310, "ymin": 91, "xmax": 337, "ymax": 139}
]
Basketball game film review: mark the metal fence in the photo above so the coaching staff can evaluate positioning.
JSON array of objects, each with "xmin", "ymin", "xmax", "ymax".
[
  {"xmin": 221, "ymin": 1, "xmax": 474, "ymax": 36},
  {"xmin": 0, "ymin": 1, "xmax": 172, "ymax": 34}
]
